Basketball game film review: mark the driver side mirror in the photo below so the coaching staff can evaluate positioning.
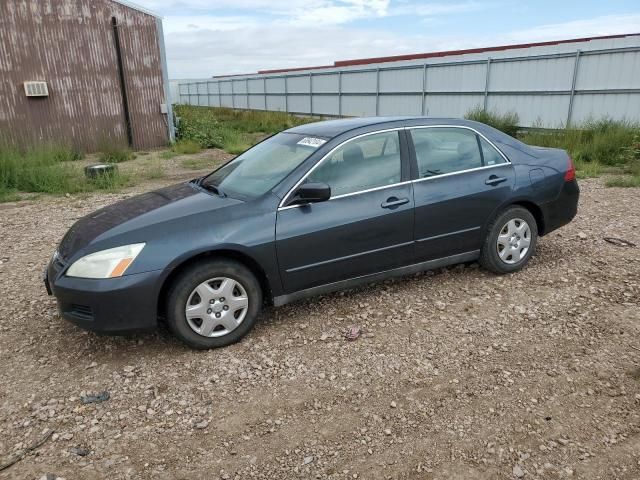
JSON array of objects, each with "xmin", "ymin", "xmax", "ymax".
[{"xmin": 291, "ymin": 182, "xmax": 331, "ymax": 205}]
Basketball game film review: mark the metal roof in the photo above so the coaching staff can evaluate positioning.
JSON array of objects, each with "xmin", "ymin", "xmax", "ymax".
[{"xmin": 112, "ymin": 0, "xmax": 162, "ymax": 18}]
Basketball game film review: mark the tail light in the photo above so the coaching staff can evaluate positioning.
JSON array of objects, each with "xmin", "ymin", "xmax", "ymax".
[{"xmin": 564, "ymin": 156, "xmax": 576, "ymax": 181}]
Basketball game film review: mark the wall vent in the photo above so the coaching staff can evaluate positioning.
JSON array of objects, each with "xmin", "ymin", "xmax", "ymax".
[{"xmin": 24, "ymin": 81, "xmax": 49, "ymax": 97}]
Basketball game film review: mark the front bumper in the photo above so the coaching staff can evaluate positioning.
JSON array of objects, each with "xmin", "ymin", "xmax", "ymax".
[{"xmin": 46, "ymin": 259, "xmax": 162, "ymax": 334}]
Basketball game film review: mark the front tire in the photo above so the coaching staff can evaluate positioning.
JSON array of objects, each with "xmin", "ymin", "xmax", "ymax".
[
  {"xmin": 166, "ymin": 259, "xmax": 262, "ymax": 349},
  {"xmin": 480, "ymin": 206, "xmax": 538, "ymax": 274}
]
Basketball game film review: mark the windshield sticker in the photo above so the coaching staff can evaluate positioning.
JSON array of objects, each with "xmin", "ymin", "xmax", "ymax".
[{"xmin": 297, "ymin": 137, "xmax": 327, "ymax": 148}]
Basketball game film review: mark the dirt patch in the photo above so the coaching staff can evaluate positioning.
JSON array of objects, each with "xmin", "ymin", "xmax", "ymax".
[{"xmin": 0, "ymin": 178, "xmax": 638, "ymax": 479}]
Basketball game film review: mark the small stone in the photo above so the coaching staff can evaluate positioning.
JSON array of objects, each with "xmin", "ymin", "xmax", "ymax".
[
  {"xmin": 513, "ymin": 464, "xmax": 525, "ymax": 478},
  {"xmin": 434, "ymin": 301, "xmax": 446, "ymax": 311},
  {"xmin": 70, "ymin": 446, "xmax": 90, "ymax": 457},
  {"xmin": 195, "ymin": 420, "xmax": 209, "ymax": 429},
  {"xmin": 384, "ymin": 429, "xmax": 392, "ymax": 436},
  {"xmin": 514, "ymin": 305, "xmax": 526, "ymax": 314},
  {"xmin": 303, "ymin": 456, "xmax": 314, "ymax": 465},
  {"xmin": 577, "ymin": 232, "xmax": 587, "ymax": 239},
  {"xmin": 390, "ymin": 401, "xmax": 397, "ymax": 408}
]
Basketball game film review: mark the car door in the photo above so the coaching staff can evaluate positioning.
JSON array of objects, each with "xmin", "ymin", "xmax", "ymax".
[
  {"xmin": 408, "ymin": 126, "xmax": 515, "ymax": 261},
  {"xmin": 275, "ymin": 129, "xmax": 415, "ymax": 294}
]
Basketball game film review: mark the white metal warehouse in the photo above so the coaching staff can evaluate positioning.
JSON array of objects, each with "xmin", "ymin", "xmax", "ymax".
[{"xmin": 175, "ymin": 33, "xmax": 640, "ymax": 128}]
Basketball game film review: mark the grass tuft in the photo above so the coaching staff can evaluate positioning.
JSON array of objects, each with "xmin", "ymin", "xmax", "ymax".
[
  {"xmin": 160, "ymin": 150, "xmax": 179, "ymax": 160},
  {"xmin": 181, "ymin": 157, "xmax": 213, "ymax": 170},
  {"xmin": 172, "ymin": 139, "xmax": 202, "ymax": 155},
  {"xmin": 465, "ymin": 106, "xmax": 519, "ymax": 137},
  {"xmin": 98, "ymin": 142, "xmax": 135, "ymax": 163},
  {"xmin": 605, "ymin": 175, "xmax": 640, "ymax": 187}
]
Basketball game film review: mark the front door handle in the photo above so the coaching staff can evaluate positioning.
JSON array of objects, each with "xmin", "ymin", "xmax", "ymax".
[
  {"xmin": 381, "ymin": 197, "xmax": 409, "ymax": 209},
  {"xmin": 485, "ymin": 175, "xmax": 508, "ymax": 186}
]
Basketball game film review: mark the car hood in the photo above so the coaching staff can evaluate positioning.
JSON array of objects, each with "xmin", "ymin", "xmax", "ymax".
[{"xmin": 57, "ymin": 182, "xmax": 241, "ymax": 259}]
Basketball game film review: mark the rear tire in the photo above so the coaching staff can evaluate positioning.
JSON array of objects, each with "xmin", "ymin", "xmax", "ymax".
[
  {"xmin": 480, "ymin": 206, "xmax": 538, "ymax": 274},
  {"xmin": 166, "ymin": 259, "xmax": 262, "ymax": 349}
]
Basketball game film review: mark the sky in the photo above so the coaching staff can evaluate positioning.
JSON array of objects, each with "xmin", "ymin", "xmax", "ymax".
[{"xmin": 130, "ymin": 0, "xmax": 640, "ymax": 79}]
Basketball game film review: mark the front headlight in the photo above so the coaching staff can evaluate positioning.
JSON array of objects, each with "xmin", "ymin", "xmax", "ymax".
[{"xmin": 66, "ymin": 243, "xmax": 145, "ymax": 279}]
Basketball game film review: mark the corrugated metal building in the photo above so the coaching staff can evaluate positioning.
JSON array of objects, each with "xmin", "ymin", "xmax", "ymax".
[
  {"xmin": 0, "ymin": 0, "xmax": 174, "ymax": 151},
  {"xmin": 176, "ymin": 33, "xmax": 640, "ymax": 128}
]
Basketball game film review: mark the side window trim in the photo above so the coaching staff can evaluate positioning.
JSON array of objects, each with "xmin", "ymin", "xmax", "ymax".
[
  {"xmin": 475, "ymin": 133, "xmax": 485, "ymax": 167},
  {"xmin": 279, "ymin": 125, "xmax": 512, "ymax": 210},
  {"xmin": 405, "ymin": 125, "xmax": 511, "ymax": 182}
]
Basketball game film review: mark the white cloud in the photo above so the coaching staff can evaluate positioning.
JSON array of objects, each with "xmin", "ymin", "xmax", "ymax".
[
  {"xmin": 391, "ymin": 1, "xmax": 489, "ymax": 17},
  {"xmin": 162, "ymin": 15, "xmax": 261, "ymax": 33},
  {"xmin": 289, "ymin": 0, "xmax": 390, "ymax": 25},
  {"xmin": 166, "ymin": 24, "xmax": 418, "ymax": 78},
  {"xmin": 499, "ymin": 14, "xmax": 640, "ymax": 43},
  {"xmin": 155, "ymin": 0, "xmax": 640, "ymax": 79}
]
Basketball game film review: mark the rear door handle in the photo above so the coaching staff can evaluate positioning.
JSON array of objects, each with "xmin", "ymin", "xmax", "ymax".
[
  {"xmin": 381, "ymin": 197, "xmax": 409, "ymax": 209},
  {"xmin": 485, "ymin": 175, "xmax": 508, "ymax": 186}
]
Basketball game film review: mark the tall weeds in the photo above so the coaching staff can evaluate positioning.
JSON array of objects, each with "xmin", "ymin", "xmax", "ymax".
[
  {"xmin": 174, "ymin": 105, "xmax": 317, "ymax": 152},
  {"xmin": 0, "ymin": 144, "xmax": 128, "ymax": 201}
]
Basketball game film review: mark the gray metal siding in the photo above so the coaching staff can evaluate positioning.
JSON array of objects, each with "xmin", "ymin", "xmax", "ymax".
[{"xmin": 177, "ymin": 35, "xmax": 640, "ymax": 128}]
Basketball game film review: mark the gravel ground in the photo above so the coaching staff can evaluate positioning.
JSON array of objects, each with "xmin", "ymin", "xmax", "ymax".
[{"xmin": 0, "ymin": 169, "xmax": 639, "ymax": 480}]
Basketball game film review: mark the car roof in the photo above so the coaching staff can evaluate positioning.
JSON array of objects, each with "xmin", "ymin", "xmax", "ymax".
[{"xmin": 285, "ymin": 116, "xmax": 486, "ymax": 138}]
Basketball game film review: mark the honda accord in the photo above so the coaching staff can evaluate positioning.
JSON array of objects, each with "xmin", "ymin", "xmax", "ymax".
[{"xmin": 45, "ymin": 117, "xmax": 579, "ymax": 349}]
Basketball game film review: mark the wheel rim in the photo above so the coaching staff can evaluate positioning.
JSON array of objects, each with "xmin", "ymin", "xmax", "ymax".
[
  {"xmin": 185, "ymin": 277, "xmax": 249, "ymax": 338},
  {"xmin": 496, "ymin": 218, "xmax": 531, "ymax": 265}
]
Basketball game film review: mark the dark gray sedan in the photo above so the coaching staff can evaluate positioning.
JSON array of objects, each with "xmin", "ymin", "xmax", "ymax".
[{"xmin": 46, "ymin": 117, "xmax": 579, "ymax": 349}]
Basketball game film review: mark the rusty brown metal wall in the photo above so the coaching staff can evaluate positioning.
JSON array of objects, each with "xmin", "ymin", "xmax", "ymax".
[{"xmin": 0, "ymin": 0, "xmax": 169, "ymax": 152}]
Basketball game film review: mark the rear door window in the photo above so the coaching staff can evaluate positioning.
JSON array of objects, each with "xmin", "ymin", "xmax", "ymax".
[
  {"xmin": 479, "ymin": 136, "xmax": 508, "ymax": 166},
  {"xmin": 409, "ymin": 127, "xmax": 483, "ymax": 178}
]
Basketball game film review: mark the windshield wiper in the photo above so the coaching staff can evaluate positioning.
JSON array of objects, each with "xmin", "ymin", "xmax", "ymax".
[{"xmin": 199, "ymin": 181, "xmax": 226, "ymax": 198}]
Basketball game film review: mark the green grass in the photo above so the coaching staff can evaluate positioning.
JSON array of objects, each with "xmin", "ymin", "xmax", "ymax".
[
  {"xmin": 519, "ymin": 120, "xmax": 640, "ymax": 166},
  {"xmin": 159, "ymin": 140, "xmax": 204, "ymax": 159},
  {"xmin": 98, "ymin": 142, "xmax": 136, "ymax": 163},
  {"xmin": 174, "ymin": 105, "xmax": 317, "ymax": 154},
  {"xmin": 573, "ymin": 158, "xmax": 603, "ymax": 179},
  {"xmin": 465, "ymin": 106, "xmax": 519, "ymax": 137},
  {"xmin": 605, "ymin": 175, "xmax": 640, "ymax": 187},
  {"xmin": 463, "ymin": 108, "xmax": 640, "ymax": 183},
  {"xmin": 172, "ymin": 139, "xmax": 202, "ymax": 155},
  {"xmin": 0, "ymin": 144, "xmax": 131, "ymax": 201},
  {"xmin": 181, "ymin": 157, "xmax": 213, "ymax": 170},
  {"xmin": 160, "ymin": 150, "xmax": 179, "ymax": 160},
  {"xmin": 517, "ymin": 120, "xmax": 640, "ymax": 186},
  {"xmin": 141, "ymin": 162, "xmax": 166, "ymax": 180}
]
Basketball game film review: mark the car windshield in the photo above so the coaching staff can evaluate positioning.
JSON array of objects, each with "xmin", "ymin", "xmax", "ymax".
[{"xmin": 200, "ymin": 132, "xmax": 326, "ymax": 199}]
